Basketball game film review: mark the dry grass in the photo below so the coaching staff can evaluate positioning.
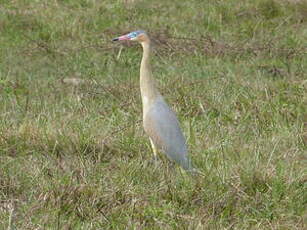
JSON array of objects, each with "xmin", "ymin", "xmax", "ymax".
[{"xmin": 0, "ymin": 0, "xmax": 306, "ymax": 229}]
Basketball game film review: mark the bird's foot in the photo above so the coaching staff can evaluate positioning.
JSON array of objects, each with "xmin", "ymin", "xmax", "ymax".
[{"xmin": 147, "ymin": 155, "xmax": 161, "ymax": 168}]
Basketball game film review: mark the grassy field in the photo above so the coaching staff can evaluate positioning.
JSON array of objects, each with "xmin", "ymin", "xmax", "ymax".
[{"xmin": 0, "ymin": 0, "xmax": 306, "ymax": 229}]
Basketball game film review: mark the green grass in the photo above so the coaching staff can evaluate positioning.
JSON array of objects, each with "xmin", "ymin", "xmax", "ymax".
[{"xmin": 0, "ymin": 0, "xmax": 306, "ymax": 229}]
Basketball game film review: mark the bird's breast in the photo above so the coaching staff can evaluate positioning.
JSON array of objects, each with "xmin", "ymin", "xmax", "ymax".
[
  {"xmin": 141, "ymin": 95, "xmax": 161, "ymax": 118},
  {"xmin": 142, "ymin": 95, "xmax": 149, "ymax": 107}
]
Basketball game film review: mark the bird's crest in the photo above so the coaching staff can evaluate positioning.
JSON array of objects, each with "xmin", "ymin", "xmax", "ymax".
[{"xmin": 112, "ymin": 30, "xmax": 146, "ymax": 41}]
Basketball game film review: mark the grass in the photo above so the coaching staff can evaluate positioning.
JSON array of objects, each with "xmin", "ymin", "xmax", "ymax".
[{"xmin": 0, "ymin": 0, "xmax": 306, "ymax": 229}]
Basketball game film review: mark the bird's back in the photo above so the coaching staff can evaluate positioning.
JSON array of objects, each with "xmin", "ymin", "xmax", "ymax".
[{"xmin": 143, "ymin": 96, "xmax": 192, "ymax": 170}]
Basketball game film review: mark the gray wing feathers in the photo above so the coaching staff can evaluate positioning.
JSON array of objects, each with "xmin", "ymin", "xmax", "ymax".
[{"xmin": 143, "ymin": 98, "xmax": 192, "ymax": 170}]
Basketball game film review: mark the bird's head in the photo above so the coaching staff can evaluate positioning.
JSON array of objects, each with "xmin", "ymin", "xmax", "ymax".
[{"xmin": 112, "ymin": 30, "xmax": 149, "ymax": 43}]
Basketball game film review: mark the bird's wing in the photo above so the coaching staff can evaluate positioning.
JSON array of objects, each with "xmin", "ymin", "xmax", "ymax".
[{"xmin": 143, "ymin": 97, "xmax": 190, "ymax": 169}]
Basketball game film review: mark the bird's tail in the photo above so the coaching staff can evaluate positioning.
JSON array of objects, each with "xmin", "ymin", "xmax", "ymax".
[
  {"xmin": 181, "ymin": 158, "xmax": 197, "ymax": 173},
  {"xmin": 181, "ymin": 158, "xmax": 200, "ymax": 175}
]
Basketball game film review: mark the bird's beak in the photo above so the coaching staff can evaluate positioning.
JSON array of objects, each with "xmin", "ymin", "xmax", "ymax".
[{"xmin": 112, "ymin": 34, "xmax": 130, "ymax": 41}]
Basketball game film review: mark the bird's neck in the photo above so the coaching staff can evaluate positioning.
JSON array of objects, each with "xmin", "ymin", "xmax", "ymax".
[{"xmin": 140, "ymin": 40, "xmax": 160, "ymax": 108}]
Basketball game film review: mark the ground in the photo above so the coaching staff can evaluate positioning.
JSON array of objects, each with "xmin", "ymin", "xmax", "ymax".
[{"xmin": 0, "ymin": 0, "xmax": 306, "ymax": 229}]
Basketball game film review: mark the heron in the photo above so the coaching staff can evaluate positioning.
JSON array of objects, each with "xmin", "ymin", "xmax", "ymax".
[{"xmin": 113, "ymin": 30, "xmax": 195, "ymax": 172}]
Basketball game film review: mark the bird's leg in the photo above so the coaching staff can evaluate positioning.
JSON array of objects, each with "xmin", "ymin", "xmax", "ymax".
[{"xmin": 149, "ymin": 138, "xmax": 158, "ymax": 164}]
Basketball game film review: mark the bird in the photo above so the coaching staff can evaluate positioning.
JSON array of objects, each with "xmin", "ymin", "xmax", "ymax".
[{"xmin": 113, "ymin": 30, "xmax": 195, "ymax": 172}]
